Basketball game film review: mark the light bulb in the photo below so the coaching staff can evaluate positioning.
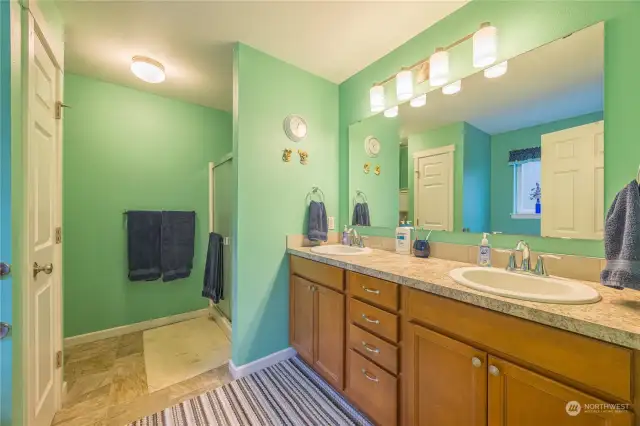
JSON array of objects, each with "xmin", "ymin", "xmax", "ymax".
[
  {"xmin": 429, "ymin": 49, "xmax": 449, "ymax": 87},
  {"xmin": 442, "ymin": 80, "xmax": 461, "ymax": 95},
  {"xmin": 410, "ymin": 94, "xmax": 427, "ymax": 108},
  {"xmin": 384, "ymin": 106, "xmax": 398, "ymax": 118},
  {"xmin": 396, "ymin": 69, "xmax": 413, "ymax": 102},
  {"xmin": 484, "ymin": 61, "xmax": 508, "ymax": 78},
  {"xmin": 131, "ymin": 56, "xmax": 165, "ymax": 83},
  {"xmin": 370, "ymin": 85, "xmax": 385, "ymax": 113},
  {"xmin": 473, "ymin": 23, "xmax": 498, "ymax": 68}
]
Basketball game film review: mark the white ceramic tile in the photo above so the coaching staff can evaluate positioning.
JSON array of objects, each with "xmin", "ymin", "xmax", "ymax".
[{"xmin": 143, "ymin": 317, "xmax": 231, "ymax": 393}]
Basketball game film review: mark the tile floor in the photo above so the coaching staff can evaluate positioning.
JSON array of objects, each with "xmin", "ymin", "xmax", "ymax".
[{"xmin": 54, "ymin": 317, "xmax": 233, "ymax": 426}]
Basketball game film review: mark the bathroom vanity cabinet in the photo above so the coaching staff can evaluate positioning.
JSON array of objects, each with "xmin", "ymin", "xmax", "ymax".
[{"xmin": 289, "ymin": 254, "xmax": 637, "ymax": 426}]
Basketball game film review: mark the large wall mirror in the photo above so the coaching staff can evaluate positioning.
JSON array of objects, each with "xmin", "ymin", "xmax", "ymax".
[{"xmin": 348, "ymin": 22, "xmax": 604, "ymax": 240}]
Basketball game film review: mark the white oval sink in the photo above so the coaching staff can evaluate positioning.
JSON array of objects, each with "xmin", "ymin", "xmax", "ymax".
[
  {"xmin": 449, "ymin": 267, "xmax": 601, "ymax": 305},
  {"xmin": 310, "ymin": 245, "xmax": 373, "ymax": 256}
]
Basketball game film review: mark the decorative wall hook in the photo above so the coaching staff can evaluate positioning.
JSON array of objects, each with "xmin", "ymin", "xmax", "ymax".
[
  {"xmin": 298, "ymin": 149, "xmax": 309, "ymax": 165},
  {"xmin": 282, "ymin": 148, "xmax": 292, "ymax": 162},
  {"xmin": 363, "ymin": 163, "xmax": 370, "ymax": 174},
  {"xmin": 374, "ymin": 165, "xmax": 381, "ymax": 175}
]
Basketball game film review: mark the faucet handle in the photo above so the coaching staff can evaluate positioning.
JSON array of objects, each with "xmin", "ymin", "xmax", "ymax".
[
  {"xmin": 534, "ymin": 254, "xmax": 561, "ymax": 277},
  {"xmin": 496, "ymin": 249, "xmax": 518, "ymax": 271}
]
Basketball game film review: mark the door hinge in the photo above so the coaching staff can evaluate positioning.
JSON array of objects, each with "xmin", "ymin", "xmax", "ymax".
[
  {"xmin": 55, "ymin": 101, "xmax": 71, "ymax": 119},
  {"xmin": 56, "ymin": 351, "xmax": 63, "ymax": 369},
  {"xmin": 55, "ymin": 227, "xmax": 62, "ymax": 244}
]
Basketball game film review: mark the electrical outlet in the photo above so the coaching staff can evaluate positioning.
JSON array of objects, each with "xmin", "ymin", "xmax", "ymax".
[{"xmin": 328, "ymin": 216, "xmax": 335, "ymax": 230}]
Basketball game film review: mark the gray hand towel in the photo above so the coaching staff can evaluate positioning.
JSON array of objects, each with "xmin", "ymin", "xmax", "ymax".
[
  {"xmin": 601, "ymin": 180, "xmax": 640, "ymax": 290},
  {"xmin": 202, "ymin": 232, "xmax": 224, "ymax": 303},
  {"xmin": 127, "ymin": 211, "xmax": 162, "ymax": 281},
  {"xmin": 352, "ymin": 203, "xmax": 371, "ymax": 227},
  {"xmin": 161, "ymin": 211, "xmax": 196, "ymax": 282},
  {"xmin": 308, "ymin": 201, "xmax": 328, "ymax": 242}
]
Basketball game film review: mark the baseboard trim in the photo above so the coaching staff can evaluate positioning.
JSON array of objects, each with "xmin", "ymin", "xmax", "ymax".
[
  {"xmin": 229, "ymin": 347, "xmax": 297, "ymax": 380},
  {"xmin": 64, "ymin": 308, "xmax": 210, "ymax": 348},
  {"xmin": 208, "ymin": 303, "xmax": 232, "ymax": 342}
]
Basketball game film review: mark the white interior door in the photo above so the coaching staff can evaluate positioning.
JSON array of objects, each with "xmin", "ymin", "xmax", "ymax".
[
  {"xmin": 27, "ymin": 24, "xmax": 60, "ymax": 426},
  {"xmin": 413, "ymin": 146, "xmax": 454, "ymax": 231},
  {"xmin": 541, "ymin": 121, "xmax": 604, "ymax": 240}
]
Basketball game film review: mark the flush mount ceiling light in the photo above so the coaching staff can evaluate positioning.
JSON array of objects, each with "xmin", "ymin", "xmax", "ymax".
[
  {"xmin": 442, "ymin": 80, "xmax": 462, "ymax": 95},
  {"xmin": 370, "ymin": 85, "xmax": 385, "ymax": 113},
  {"xmin": 396, "ymin": 68, "xmax": 413, "ymax": 102},
  {"xmin": 383, "ymin": 106, "xmax": 398, "ymax": 118},
  {"xmin": 429, "ymin": 48, "xmax": 449, "ymax": 87},
  {"xmin": 410, "ymin": 94, "xmax": 427, "ymax": 108},
  {"xmin": 484, "ymin": 61, "xmax": 508, "ymax": 78},
  {"xmin": 131, "ymin": 56, "xmax": 165, "ymax": 84},
  {"xmin": 473, "ymin": 22, "xmax": 498, "ymax": 68}
]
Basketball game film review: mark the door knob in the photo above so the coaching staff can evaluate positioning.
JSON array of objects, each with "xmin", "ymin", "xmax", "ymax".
[
  {"xmin": 0, "ymin": 322, "xmax": 11, "ymax": 339},
  {"xmin": 0, "ymin": 263, "xmax": 10, "ymax": 278},
  {"xmin": 33, "ymin": 262, "xmax": 53, "ymax": 278}
]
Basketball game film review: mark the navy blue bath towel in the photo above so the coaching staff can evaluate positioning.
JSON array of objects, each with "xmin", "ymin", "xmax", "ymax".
[
  {"xmin": 202, "ymin": 232, "xmax": 224, "ymax": 303},
  {"xmin": 127, "ymin": 211, "xmax": 162, "ymax": 281},
  {"xmin": 161, "ymin": 211, "xmax": 196, "ymax": 282}
]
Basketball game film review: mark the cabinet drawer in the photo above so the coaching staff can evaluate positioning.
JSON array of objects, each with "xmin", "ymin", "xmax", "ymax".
[
  {"xmin": 347, "ymin": 350, "xmax": 397, "ymax": 426},
  {"xmin": 348, "ymin": 272, "xmax": 399, "ymax": 312},
  {"xmin": 349, "ymin": 324, "xmax": 398, "ymax": 375},
  {"xmin": 290, "ymin": 256, "xmax": 345, "ymax": 291},
  {"xmin": 350, "ymin": 298, "xmax": 399, "ymax": 343},
  {"xmin": 407, "ymin": 288, "xmax": 633, "ymax": 402}
]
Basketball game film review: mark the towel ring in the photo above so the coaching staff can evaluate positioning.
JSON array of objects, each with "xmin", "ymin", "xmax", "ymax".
[
  {"xmin": 306, "ymin": 186, "xmax": 325, "ymax": 204},
  {"xmin": 353, "ymin": 190, "xmax": 368, "ymax": 208}
]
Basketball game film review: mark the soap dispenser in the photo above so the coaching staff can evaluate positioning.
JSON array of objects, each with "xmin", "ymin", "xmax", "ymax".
[{"xmin": 477, "ymin": 232, "xmax": 492, "ymax": 267}]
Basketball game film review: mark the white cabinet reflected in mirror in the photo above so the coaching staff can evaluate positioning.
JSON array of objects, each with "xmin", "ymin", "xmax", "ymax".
[{"xmin": 347, "ymin": 22, "xmax": 604, "ymax": 240}]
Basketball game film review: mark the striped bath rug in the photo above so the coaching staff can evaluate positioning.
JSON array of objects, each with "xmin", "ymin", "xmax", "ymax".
[{"xmin": 129, "ymin": 356, "xmax": 372, "ymax": 426}]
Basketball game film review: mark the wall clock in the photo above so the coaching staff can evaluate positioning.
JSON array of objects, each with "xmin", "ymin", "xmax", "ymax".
[
  {"xmin": 283, "ymin": 115, "xmax": 308, "ymax": 142},
  {"xmin": 364, "ymin": 136, "xmax": 381, "ymax": 158}
]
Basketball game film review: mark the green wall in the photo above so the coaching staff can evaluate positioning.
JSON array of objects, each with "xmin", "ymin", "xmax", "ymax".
[
  {"xmin": 339, "ymin": 1, "xmax": 640, "ymax": 257},
  {"xmin": 463, "ymin": 123, "xmax": 491, "ymax": 233},
  {"xmin": 408, "ymin": 122, "xmax": 465, "ymax": 228},
  {"xmin": 490, "ymin": 111, "xmax": 603, "ymax": 236},
  {"xmin": 349, "ymin": 114, "xmax": 399, "ymax": 227},
  {"xmin": 233, "ymin": 44, "xmax": 339, "ymax": 366},
  {"xmin": 63, "ymin": 74, "xmax": 232, "ymax": 337},
  {"xmin": 399, "ymin": 145, "xmax": 408, "ymax": 190}
]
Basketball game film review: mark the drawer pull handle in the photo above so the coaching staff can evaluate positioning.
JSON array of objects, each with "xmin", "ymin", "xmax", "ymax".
[
  {"xmin": 361, "ymin": 314, "xmax": 380, "ymax": 324},
  {"xmin": 362, "ymin": 341, "xmax": 380, "ymax": 354},
  {"xmin": 361, "ymin": 369, "xmax": 379, "ymax": 383},
  {"xmin": 361, "ymin": 286, "xmax": 380, "ymax": 295}
]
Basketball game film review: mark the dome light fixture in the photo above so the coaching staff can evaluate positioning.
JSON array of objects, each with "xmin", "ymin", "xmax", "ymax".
[{"xmin": 131, "ymin": 56, "xmax": 166, "ymax": 84}]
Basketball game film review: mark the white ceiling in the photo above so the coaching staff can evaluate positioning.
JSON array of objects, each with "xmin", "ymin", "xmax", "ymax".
[
  {"xmin": 57, "ymin": 0, "xmax": 467, "ymax": 112},
  {"xmin": 398, "ymin": 22, "xmax": 604, "ymax": 137}
]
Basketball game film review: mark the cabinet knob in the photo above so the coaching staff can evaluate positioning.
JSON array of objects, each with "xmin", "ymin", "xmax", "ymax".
[
  {"xmin": 471, "ymin": 357, "xmax": 482, "ymax": 368},
  {"xmin": 489, "ymin": 365, "xmax": 500, "ymax": 376}
]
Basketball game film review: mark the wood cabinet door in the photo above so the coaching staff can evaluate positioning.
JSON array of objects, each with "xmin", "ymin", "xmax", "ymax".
[
  {"xmin": 488, "ymin": 355, "xmax": 633, "ymax": 426},
  {"xmin": 314, "ymin": 284, "xmax": 345, "ymax": 389},
  {"xmin": 289, "ymin": 275, "xmax": 315, "ymax": 365},
  {"xmin": 404, "ymin": 323, "xmax": 487, "ymax": 426}
]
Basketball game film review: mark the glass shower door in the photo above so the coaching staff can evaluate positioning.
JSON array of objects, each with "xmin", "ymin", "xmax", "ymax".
[{"xmin": 213, "ymin": 156, "xmax": 233, "ymax": 320}]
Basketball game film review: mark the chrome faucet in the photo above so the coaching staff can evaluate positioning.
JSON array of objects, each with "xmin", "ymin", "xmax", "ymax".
[
  {"xmin": 348, "ymin": 228, "xmax": 361, "ymax": 247},
  {"xmin": 515, "ymin": 240, "xmax": 531, "ymax": 272}
]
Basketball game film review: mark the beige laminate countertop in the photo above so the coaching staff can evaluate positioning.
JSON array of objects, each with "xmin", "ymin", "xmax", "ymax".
[{"xmin": 288, "ymin": 246, "xmax": 640, "ymax": 350}]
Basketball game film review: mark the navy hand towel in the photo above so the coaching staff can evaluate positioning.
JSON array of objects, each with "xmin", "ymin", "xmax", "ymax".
[
  {"xmin": 601, "ymin": 180, "xmax": 640, "ymax": 290},
  {"xmin": 202, "ymin": 232, "xmax": 224, "ymax": 303},
  {"xmin": 308, "ymin": 201, "xmax": 328, "ymax": 242},
  {"xmin": 127, "ymin": 211, "xmax": 162, "ymax": 281},
  {"xmin": 161, "ymin": 211, "xmax": 196, "ymax": 282},
  {"xmin": 352, "ymin": 203, "xmax": 371, "ymax": 227}
]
